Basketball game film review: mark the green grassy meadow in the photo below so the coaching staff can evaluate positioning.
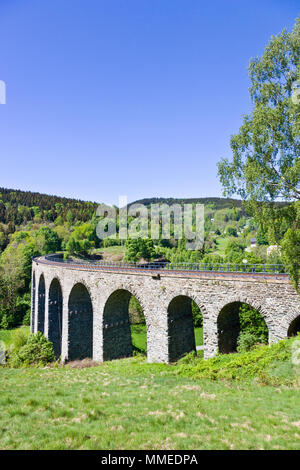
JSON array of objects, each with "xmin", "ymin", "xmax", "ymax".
[
  {"xmin": 0, "ymin": 329, "xmax": 299, "ymax": 450},
  {"xmin": 95, "ymin": 245, "xmax": 126, "ymax": 262},
  {"xmin": 0, "ymin": 326, "xmax": 30, "ymax": 349},
  {"xmin": 209, "ymin": 236, "xmax": 229, "ymax": 256}
]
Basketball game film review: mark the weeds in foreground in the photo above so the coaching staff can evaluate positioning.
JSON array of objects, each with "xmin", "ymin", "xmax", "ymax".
[
  {"xmin": 0, "ymin": 331, "xmax": 299, "ymax": 449},
  {"xmin": 175, "ymin": 337, "xmax": 299, "ymax": 385}
]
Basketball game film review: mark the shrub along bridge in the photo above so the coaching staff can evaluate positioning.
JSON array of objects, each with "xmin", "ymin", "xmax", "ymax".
[{"xmin": 31, "ymin": 254, "xmax": 300, "ymax": 363}]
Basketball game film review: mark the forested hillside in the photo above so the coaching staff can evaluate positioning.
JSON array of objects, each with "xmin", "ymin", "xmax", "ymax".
[
  {"xmin": 0, "ymin": 186, "xmax": 293, "ymax": 331},
  {"xmin": 130, "ymin": 196, "xmax": 244, "ymax": 209},
  {"xmin": 0, "ymin": 187, "xmax": 98, "ymax": 226}
]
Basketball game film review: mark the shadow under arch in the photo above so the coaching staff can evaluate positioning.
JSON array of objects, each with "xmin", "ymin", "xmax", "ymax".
[
  {"xmin": 37, "ymin": 274, "xmax": 45, "ymax": 334},
  {"xmin": 167, "ymin": 295, "xmax": 202, "ymax": 362},
  {"xmin": 217, "ymin": 301, "xmax": 269, "ymax": 354},
  {"xmin": 103, "ymin": 288, "xmax": 145, "ymax": 361},
  {"xmin": 31, "ymin": 272, "xmax": 36, "ymax": 334},
  {"xmin": 68, "ymin": 282, "xmax": 93, "ymax": 360},
  {"xmin": 48, "ymin": 278, "xmax": 63, "ymax": 358},
  {"xmin": 288, "ymin": 315, "xmax": 300, "ymax": 337}
]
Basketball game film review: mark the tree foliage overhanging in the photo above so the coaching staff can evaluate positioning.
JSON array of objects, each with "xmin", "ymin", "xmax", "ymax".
[{"xmin": 218, "ymin": 17, "xmax": 300, "ymax": 288}]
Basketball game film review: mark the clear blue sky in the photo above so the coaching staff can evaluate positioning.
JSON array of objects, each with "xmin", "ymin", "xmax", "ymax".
[{"xmin": 0, "ymin": 1, "xmax": 298, "ymax": 206}]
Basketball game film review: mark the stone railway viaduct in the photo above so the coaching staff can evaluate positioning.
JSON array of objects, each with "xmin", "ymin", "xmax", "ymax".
[{"xmin": 31, "ymin": 255, "xmax": 300, "ymax": 363}]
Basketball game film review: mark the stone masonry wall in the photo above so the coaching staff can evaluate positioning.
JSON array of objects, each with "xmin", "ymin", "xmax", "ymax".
[{"xmin": 31, "ymin": 257, "xmax": 300, "ymax": 363}]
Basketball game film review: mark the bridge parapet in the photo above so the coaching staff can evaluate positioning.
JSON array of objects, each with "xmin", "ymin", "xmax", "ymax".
[{"xmin": 36, "ymin": 255, "xmax": 288, "ymax": 280}]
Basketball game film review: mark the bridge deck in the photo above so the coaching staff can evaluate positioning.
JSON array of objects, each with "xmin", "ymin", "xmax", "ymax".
[{"xmin": 34, "ymin": 255, "xmax": 289, "ymax": 283}]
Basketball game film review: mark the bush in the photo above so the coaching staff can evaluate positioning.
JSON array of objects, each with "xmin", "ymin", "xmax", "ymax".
[
  {"xmin": 237, "ymin": 331, "xmax": 262, "ymax": 352},
  {"xmin": 9, "ymin": 332, "xmax": 55, "ymax": 367},
  {"xmin": 174, "ymin": 337, "xmax": 294, "ymax": 383},
  {"xmin": 103, "ymin": 237, "xmax": 122, "ymax": 247},
  {"xmin": 9, "ymin": 327, "xmax": 30, "ymax": 352}
]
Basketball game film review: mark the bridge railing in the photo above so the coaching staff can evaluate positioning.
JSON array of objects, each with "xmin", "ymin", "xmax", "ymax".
[{"xmin": 40, "ymin": 255, "xmax": 288, "ymax": 275}]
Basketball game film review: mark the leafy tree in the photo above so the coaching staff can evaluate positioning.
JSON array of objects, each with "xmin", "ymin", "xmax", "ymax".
[
  {"xmin": 54, "ymin": 215, "xmax": 64, "ymax": 226},
  {"xmin": 218, "ymin": 19, "xmax": 299, "ymax": 202},
  {"xmin": 256, "ymin": 226, "xmax": 268, "ymax": 245},
  {"xmin": 0, "ymin": 242, "xmax": 26, "ymax": 328},
  {"xmin": 225, "ymin": 239, "xmax": 246, "ymax": 262},
  {"xmin": 66, "ymin": 210, "xmax": 75, "ymax": 225},
  {"xmin": 31, "ymin": 206, "xmax": 41, "ymax": 218},
  {"xmin": 281, "ymin": 228, "xmax": 300, "ymax": 288},
  {"xmin": 236, "ymin": 250, "xmax": 265, "ymax": 265},
  {"xmin": 218, "ymin": 18, "xmax": 300, "ymax": 285},
  {"xmin": 201, "ymin": 254, "xmax": 224, "ymax": 264},
  {"xmin": 125, "ymin": 238, "xmax": 156, "ymax": 262},
  {"xmin": 53, "ymin": 225, "xmax": 72, "ymax": 251},
  {"xmin": 0, "ymin": 229, "xmax": 43, "ymax": 328},
  {"xmin": 0, "ymin": 231, "xmax": 7, "ymax": 252},
  {"xmin": 22, "ymin": 241, "xmax": 41, "ymax": 287},
  {"xmin": 15, "ymin": 293, "xmax": 31, "ymax": 326},
  {"xmin": 226, "ymin": 226, "xmax": 237, "ymax": 237},
  {"xmin": 34, "ymin": 226, "xmax": 61, "ymax": 254},
  {"xmin": 65, "ymin": 223, "xmax": 94, "ymax": 257},
  {"xmin": 267, "ymin": 248, "xmax": 282, "ymax": 265}
]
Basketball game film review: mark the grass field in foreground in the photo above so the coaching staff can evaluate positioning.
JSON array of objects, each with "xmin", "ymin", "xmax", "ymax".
[{"xmin": 0, "ymin": 337, "xmax": 300, "ymax": 450}]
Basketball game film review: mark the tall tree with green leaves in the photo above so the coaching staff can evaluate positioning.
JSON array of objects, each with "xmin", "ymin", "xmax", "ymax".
[
  {"xmin": 124, "ymin": 238, "xmax": 156, "ymax": 262},
  {"xmin": 218, "ymin": 18, "xmax": 300, "ymax": 287},
  {"xmin": 65, "ymin": 223, "xmax": 95, "ymax": 257}
]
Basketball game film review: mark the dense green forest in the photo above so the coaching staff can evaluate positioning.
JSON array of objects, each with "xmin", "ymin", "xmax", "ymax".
[
  {"xmin": 130, "ymin": 196, "xmax": 245, "ymax": 209},
  {"xmin": 0, "ymin": 187, "xmax": 98, "ymax": 227}
]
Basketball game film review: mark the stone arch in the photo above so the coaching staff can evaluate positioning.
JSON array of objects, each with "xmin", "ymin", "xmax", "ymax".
[
  {"xmin": 48, "ymin": 277, "xmax": 63, "ymax": 358},
  {"xmin": 68, "ymin": 282, "xmax": 93, "ymax": 360},
  {"xmin": 31, "ymin": 271, "xmax": 36, "ymax": 333},
  {"xmin": 103, "ymin": 288, "xmax": 146, "ymax": 361},
  {"xmin": 67, "ymin": 277, "xmax": 94, "ymax": 303},
  {"xmin": 288, "ymin": 315, "xmax": 300, "ymax": 337},
  {"xmin": 103, "ymin": 283, "xmax": 149, "ymax": 324},
  {"xmin": 217, "ymin": 299, "xmax": 269, "ymax": 354},
  {"xmin": 163, "ymin": 289, "xmax": 209, "ymax": 320},
  {"xmin": 167, "ymin": 294, "xmax": 204, "ymax": 362},
  {"xmin": 37, "ymin": 274, "xmax": 46, "ymax": 334}
]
